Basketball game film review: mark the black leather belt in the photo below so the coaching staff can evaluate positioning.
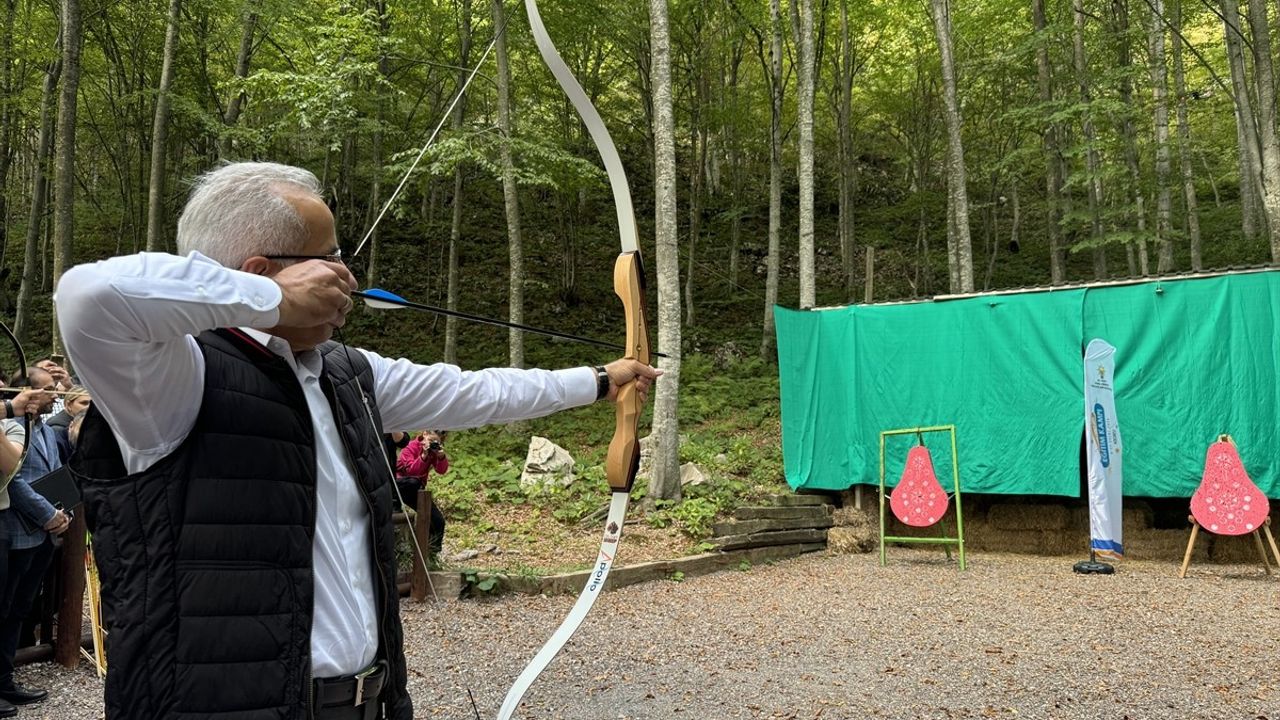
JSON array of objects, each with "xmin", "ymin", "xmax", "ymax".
[{"xmin": 313, "ymin": 661, "xmax": 386, "ymax": 720}]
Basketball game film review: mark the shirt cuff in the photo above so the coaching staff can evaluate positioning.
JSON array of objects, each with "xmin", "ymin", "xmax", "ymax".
[
  {"xmin": 235, "ymin": 272, "xmax": 283, "ymax": 326},
  {"xmin": 556, "ymin": 366, "xmax": 600, "ymax": 408}
]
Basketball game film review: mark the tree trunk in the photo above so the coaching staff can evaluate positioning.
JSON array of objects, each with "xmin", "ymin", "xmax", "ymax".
[
  {"xmin": 648, "ymin": 0, "xmax": 681, "ymax": 503},
  {"xmin": 1033, "ymin": 0, "xmax": 1066, "ymax": 283},
  {"xmin": 1149, "ymin": 0, "xmax": 1174, "ymax": 271},
  {"xmin": 1244, "ymin": 0, "xmax": 1280, "ymax": 261},
  {"xmin": 684, "ymin": 125, "xmax": 704, "ymax": 326},
  {"xmin": 443, "ymin": 0, "xmax": 472, "ymax": 365},
  {"xmin": 1199, "ymin": 149, "xmax": 1222, "ymax": 207},
  {"xmin": 1222, "ymin": 0, "xmax": 1265, "ymax": 242},
  {"xmin": 760, "ymin": 0, "xmax": 784, "ymax": 360},
  {"xmin": 0, "ymin": 0, "xmax": 15, "ymax": 277},
  {"xmin": 145, "ymin": 0, "xmax": 181, "ymax": 252},
  {"xmin": 1172, "ymin": 0, "xmax": 1202, "ymax": 269},
  {"xmin": 218, "ymin": 0, "xmax": 259, "ymax": 159},
  {"xmin": 1114, "ymin": 0, "xmax": 1149, "ymax": 275},
  {"xmin": 364, "ymin": 0, "xmax": 390, "ymax": 287},
  {"xmin": 50, "ymin": 0, "xmax": 81, "ymax": 354},
  {"xmin": 1073, "ymin": 0, "xmax": 1107, "ymax": 279},
  {"xmin": 930, "ymin": 0, "xmax": 975, "ymax": 292},
  {"xmin": 15, "ymin": 57, "xmax": 60, "ymax": 342},
  {"xmin": 491, "ymin": 0, "xmax": 524, "ymax": 368},
  {"xmin": 725, "ymin": 40, "xmax": 743, "ymax": 290},
  {"xmin": 794, "ymin": 0, "xmax": 816, "ymax": 307},
  {"xmin": 837, "ymin": 0, "xmax": 857, "ymax": 300}
]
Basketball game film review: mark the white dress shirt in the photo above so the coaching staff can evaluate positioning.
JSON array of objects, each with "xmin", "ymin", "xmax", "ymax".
[{"xmin": 55, "ymin": 251, "xmax": 597, "ymax": 677}]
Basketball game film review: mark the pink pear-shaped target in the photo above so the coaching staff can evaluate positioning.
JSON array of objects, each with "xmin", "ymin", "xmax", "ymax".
[
  {"xmin": 1190, "ymin": 438, "xmax": 1269, "ymax": 536},
  {"xmin": 890, "ymin": 445, "xmax": 951, "ymax": 528}
]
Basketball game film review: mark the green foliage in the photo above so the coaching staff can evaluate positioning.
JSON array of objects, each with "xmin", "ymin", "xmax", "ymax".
[
  {"xmin": 462, "ymin": 570, "xmax": 499, "ymax": 595},
  {"xmin": 238, "ymin": 5, "xmax": 395, "ymax": 150},
  {"xmin": 666, "ymin": 497, "xmax": 718, "ymax": 539}
]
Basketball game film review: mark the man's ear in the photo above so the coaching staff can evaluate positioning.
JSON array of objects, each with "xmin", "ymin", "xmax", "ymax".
[{"xmin": 241, "ymin": 256, "xmax": 273, "ymax": 276}]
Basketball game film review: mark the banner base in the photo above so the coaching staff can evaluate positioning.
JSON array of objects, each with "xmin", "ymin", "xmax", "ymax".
[{"xmin": 1073, "ymin": 559, "xmax": 1115, "ymax": 575}]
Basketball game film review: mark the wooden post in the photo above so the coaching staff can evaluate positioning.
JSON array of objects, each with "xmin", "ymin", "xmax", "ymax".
[
  {"xmin": 54, "ymin": 512, "xmax": 87, "ymax": 668},
  {"xmin": 854, "ymin": 247, "xmax": 875, "ymax": 513},
  {"xmin": 1252, "ymin": 530, "xmax": 1272, "ymax": 574},
  {"xmin": 864, "ymin": 246, "xmax": 875, "ymax": 303},
  {"xmin": 410, "ymin": 489, "xmax": 433, "ymax": 601},
  {"xmin": 1263, "ymin": 519, "xmax": 1280, "ymax": 567},
  {"xmin": 1179, "ymin": 518, "xmax": 1199, "ymax": 579}
]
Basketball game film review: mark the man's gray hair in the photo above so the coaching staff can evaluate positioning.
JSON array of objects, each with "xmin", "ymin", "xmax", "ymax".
[{"xmin": 176, "ymin": 162, "xmax": 323, "ymax": 268}]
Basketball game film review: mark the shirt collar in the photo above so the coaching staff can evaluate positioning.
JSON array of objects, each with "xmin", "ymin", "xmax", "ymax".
[{"xmin": 239, "ymin": 328, "xmax": 324, "ymax": 378}]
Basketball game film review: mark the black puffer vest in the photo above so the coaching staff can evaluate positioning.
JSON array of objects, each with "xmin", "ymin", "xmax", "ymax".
[{"xmin": 70, "ymin": 329, "xmax": 411, "ymax": 720}]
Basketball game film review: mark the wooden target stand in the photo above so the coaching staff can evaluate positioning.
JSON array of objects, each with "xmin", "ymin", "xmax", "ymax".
[
  {"xmin": 1179, "ymin": 436, "xmax": 1280, "ymax": 579},
  {"xmin": 1180, "ymin": 516, "xmax": 1280, "ymax": 579},
  {"xmin": 878, "ymin": 425, "xmax": 966, "ymax": 571}
]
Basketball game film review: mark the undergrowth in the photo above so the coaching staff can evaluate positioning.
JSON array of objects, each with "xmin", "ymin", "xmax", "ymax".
[{"xmin": 420, "ymin": 353, "xmax": 790, "ymax": 569}]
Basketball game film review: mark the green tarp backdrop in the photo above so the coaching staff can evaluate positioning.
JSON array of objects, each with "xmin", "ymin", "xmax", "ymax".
[{"xmin": 776, "ymin": 271, "xmax": 1280, "ymax": 498}]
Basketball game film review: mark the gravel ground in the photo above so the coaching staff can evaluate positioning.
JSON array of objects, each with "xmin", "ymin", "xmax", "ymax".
[{"xmin": 16, "ymin": 549, "xmax": 1280, "ymax": 719}]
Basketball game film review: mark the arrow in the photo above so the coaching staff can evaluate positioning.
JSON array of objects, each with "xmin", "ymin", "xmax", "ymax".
[{"xmin": 353, "ymin": 289, "xmax": 667, "ymax": 358}]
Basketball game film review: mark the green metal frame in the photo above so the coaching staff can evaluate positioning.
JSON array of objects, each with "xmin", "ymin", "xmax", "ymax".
[{"xmin": 878, "ymin": 425, "xmax": 966, "ymax": 570}]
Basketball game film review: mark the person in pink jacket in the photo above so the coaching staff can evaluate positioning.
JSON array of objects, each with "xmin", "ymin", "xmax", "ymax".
[
  {"xmin": 395, "ymin": 431, "xmax": 448, "ymax": 556},
  {"xmin": 397, "ymin": 431, "xmax": 449, "ymax": 480}
]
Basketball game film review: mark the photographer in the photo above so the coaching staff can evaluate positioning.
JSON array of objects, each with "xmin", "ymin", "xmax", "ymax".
[{"xmin": 395, "ymin": 431, "xmax": 449, "ymax": 555}]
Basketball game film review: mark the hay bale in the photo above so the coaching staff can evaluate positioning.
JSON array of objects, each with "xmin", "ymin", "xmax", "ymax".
[
  {"xmin": 832, "ymin": 506, "xmax": 875, "ymax": 528},
  {"xmin": 988, "ymin": 504, "xmax": 1069, "ymax": 531},
  {"xmin": 1067, "ymin": 506, "xmax": 1090, "ymax": 531},
  {"xmin": 829, "ymin": 507, "xmax": 877, "ymax": 555},
  {"xmin": 1122, "ymin": 501, "xmax": 1155, "ymax": 531},
  {"xmin": 1207, "ymin": 533, "xmax": 1271, "ymax": 564},
  {"xmin": 1125, "ymin": 529, "xmax": 1204, "ymax": 563},
  {"xmin": 827, "ymin": 526, "xmax": 875, "ymax": 554},
  {"xmin": 967, "ymin": 528, "xmax": 1050, "ymax": 555},
  {"xmin": 1041, "ymin": 530, "xmax": 1090, "ymax": 556}
]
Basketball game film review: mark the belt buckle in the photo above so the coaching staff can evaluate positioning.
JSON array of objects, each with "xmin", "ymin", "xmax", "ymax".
[{"xmin": 353, "ymin": 664, "xmax": 378, "ymax": 707}]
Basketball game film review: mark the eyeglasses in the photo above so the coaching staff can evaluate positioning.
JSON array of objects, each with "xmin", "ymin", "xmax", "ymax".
[{"xmin": 264, "ymin": 249, "xmax": 344, "ymax": 264}]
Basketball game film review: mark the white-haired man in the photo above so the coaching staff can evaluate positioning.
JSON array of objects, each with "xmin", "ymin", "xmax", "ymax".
[{"xmin": 56, "ymin": 162, "xmax": 658, "ymax": 720}]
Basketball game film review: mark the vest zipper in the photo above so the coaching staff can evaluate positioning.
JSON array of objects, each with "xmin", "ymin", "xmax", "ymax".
[{"xmin": 308, "ymin": 460, "xmax": 317, "ymax": 720}]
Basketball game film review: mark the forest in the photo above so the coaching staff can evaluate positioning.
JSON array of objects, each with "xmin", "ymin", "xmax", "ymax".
[
  {"xmin": 2, "ymin": 0, "xmax": 1273, "ymax": 344},
  {"xmin": 0, "ymin": 0, "xmax": 1274, "ymax": 494}
]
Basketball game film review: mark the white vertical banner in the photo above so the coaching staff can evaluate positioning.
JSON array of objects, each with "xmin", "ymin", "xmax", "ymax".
[{"xmin": 1084, "ymin": 338, "xmax": 1123, "ymax": 560}]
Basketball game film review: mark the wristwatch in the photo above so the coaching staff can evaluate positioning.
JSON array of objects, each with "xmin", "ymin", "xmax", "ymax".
[
  {"xmin": 2, "ymin": 400, "xmax": 11, "ymax": 419},
  {"xmin": 594, "ymin": 366, "xmax": 610, "ymax": 401}
]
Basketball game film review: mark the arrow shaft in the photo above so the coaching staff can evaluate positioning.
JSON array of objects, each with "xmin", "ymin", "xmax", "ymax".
[
  {"xmin": 353, "ymin": 290, "xmax": 666, "ymax": 357},
  {"xmin": 0, "ymin": 388, "xmax": 83, "ymax": 397}
]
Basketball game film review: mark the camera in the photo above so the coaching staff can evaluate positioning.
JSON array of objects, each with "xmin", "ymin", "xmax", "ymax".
[{"xmin": 428, "ymin": 441, "xmax": 442, "ymax": 453}]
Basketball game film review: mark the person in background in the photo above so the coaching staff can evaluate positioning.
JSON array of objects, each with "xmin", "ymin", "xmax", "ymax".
[
  {"xmin": 0, "ymin": 367, "xmax": 70, "ymax": 717},
  {"xmin": 0, "ymin": 388, "xmax": 57, "ymax": 478},
  {"xmin": 33, "ymin": 359, "xmax": 71, "ymax": 420},
  {"xmin": 395, "ymin": 431, "xmax": 449, "ymax": 556},
  {"xmin": 67, "ymin": 412, "xmax": 86, "ymax": 450},
  {"xmin": 45, "ymin": 386, "xmax": 90, "ymax": 462}
]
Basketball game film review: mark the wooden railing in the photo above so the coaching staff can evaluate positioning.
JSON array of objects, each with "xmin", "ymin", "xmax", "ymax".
[{"xmin": 392, "ymin": 488, "xmax": 434, "ymax": 600}]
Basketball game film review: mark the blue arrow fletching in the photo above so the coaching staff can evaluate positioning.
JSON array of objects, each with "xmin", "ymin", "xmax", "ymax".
[{"xmin": 359, "ymin": 288, "xmax": 407, "ymax": 310}]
